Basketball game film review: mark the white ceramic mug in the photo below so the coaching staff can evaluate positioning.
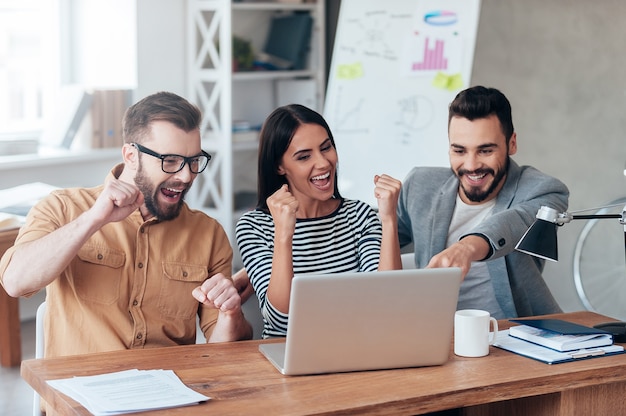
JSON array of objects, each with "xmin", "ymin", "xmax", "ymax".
[{"xmin": 454, "ymin": 309, "xmax": 498, "ymax": 357}]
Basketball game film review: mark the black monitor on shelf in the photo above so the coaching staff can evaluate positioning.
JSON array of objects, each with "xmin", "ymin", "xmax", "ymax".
[{"xmin": 262, "ymin": 13, "xmax": 313, "ymax": 70}]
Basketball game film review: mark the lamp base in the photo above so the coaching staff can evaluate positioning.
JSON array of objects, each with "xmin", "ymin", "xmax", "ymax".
[{"xmin": 593, "ymin": 322, "xmax": 626, "ymax": 343}]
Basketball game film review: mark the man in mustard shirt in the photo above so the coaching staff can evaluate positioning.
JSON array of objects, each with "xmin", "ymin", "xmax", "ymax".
[{"xmin": 0, "ymin": 91, "xmax": 252, "ymax": 360}]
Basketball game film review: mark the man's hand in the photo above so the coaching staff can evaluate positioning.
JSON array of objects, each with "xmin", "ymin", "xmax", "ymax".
[
  {"xmin": 194, "ymin": 273, "xmax": 253, "ymax": 342},
  {"xmin": 426, "ymin": 235, "xmax": 490, "ymax": 278},
  {"xmin": 88, "ymin": 178, "xmax": 144, "ymax": 226},
  {"xmin": 192, "ymin": 273, "xmax": 243, "ymax": 313}
]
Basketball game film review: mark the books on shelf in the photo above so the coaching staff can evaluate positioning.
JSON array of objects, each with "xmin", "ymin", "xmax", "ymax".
[
  {"xmin": 508, "ymin": 319, "xmax": 613, "ymax": 352},
  {"xmin": 232, "ymin": 120, "xmax": 253, "ymax": 132},
  {"xmin": 232, "ymin": 120, "xmax": 260, "ymax": 144},
  {"xmin": 233, "ymin": 130, "xmax": 259, "ymax": 143}
]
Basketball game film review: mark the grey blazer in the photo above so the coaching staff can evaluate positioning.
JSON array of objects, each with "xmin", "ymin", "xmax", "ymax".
[{"xmin": 397, "ymin": 160, "xmax": 569, "ymax": 317}]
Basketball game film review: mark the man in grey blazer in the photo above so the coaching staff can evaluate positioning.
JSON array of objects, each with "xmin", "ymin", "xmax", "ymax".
[{"xmin": 398, "ymin": 86, "xmax": 569, "ymax": 319}]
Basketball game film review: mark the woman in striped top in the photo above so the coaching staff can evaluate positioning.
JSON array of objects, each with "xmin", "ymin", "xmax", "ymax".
[{"xmin": 231, "ymin": 104, "xmax": 402, "ymax": 338}]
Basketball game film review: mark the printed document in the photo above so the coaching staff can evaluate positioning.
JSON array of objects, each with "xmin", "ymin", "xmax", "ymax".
[{"xmin": 47, "ymin": 369, "xmax": 210, "ymax": 415}]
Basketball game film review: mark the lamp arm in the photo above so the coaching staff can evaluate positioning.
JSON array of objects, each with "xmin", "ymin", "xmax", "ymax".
[
  {"xmin": 554, "ymin": 204, "xmax": 626, "ymax": 225},
  {"xmin": 570, "ymin": 214, "xmax": 623, "ymax": 220}
]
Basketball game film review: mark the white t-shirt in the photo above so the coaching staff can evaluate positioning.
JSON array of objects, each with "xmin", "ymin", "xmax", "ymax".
[{"xmin": 447, "ymin": 194, "xmax": 505, "ymax": 319}]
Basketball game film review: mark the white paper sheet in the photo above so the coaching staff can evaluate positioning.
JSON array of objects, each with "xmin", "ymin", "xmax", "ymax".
[{"xmin": 47, "ymin": 369, "xmax": 210, "ymax": 415}]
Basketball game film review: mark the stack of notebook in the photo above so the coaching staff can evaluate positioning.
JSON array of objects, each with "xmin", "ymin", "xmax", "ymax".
[{"xmin": 493, "ymin": 319, "xmax": 625, "ymax": 364}]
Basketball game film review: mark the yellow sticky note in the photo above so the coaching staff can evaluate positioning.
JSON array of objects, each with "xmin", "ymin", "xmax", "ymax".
[
  {"xmin": 432, "ymin": 72, "xmax": 464, "ymax": 91},
  {"xmin": 337, "ymin": 63, "xmax": 364, "ymax": 80},
  {"xmin": 432, "ymin": 72, "xmax": 450, "ymax": 89},
  {"xmin": 448, "ymin": 73, "xmax": 464, "ymax": 90}
]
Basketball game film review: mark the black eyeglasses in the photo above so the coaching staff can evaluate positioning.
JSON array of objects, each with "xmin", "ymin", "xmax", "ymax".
[{"xmin": 131, "ymin": 143, "xmax": 211, "ymax": 174}]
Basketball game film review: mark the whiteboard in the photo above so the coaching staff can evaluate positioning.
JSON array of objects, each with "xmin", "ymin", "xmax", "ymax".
[{"xmin": 324, "ymin": 0, "xmax": 481, "ymax": 206}]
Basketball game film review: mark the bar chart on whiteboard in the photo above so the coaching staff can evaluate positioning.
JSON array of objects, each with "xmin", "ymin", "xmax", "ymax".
[
  {"xmin": 410, "ymin": 36, "xmax": 460, "ymax": 72},
  {"xmin": 324, "ymin": 0, "xmax": 481, "ymax": 206}
]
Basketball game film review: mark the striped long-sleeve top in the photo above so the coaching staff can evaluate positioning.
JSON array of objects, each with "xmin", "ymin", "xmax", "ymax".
[{"xmin": 236, "ymin": 199, "xmax": 382, "ymax": 338}]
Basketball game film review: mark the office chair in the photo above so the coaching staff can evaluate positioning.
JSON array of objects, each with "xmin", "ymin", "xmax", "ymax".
[
  {"xmin": 401, "ymin": 252, "xmax": 417, "ymax": 269},
  {"xmin": 32, "ymin": 301, "xmax": 46, "ymax": 416},
  {"xmin": 241, "ymin": 294, "xmax": 264, "ymax": 340}
]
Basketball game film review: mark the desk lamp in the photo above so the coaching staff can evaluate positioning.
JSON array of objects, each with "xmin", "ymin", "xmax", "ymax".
[{"xmin": 515, "ymin": 204, "xmax": 626, "ymax": 341}]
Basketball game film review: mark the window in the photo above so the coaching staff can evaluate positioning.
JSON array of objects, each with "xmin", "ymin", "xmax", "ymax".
[
  {"xmin": 0, "ymin": 0, "xmax": 136, "ymax": 146},
  {"xmin": 0, "ymin": 0, "xmax": 60, "ymax": 138}
]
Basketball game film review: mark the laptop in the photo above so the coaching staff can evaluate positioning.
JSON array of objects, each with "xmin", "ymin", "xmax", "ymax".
[{"xmin": 259, "ymin": 267, "xmax": 462, "ymax": 375}]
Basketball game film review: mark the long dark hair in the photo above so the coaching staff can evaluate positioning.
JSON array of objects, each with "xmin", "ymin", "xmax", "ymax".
[{"xmin": 256, "ymin": 104, "xmax": 342, "ymax": 212}]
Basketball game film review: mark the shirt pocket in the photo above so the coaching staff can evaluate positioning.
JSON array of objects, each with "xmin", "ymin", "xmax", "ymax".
[
  {"xmin": 74, "ymin": 245, "xmax": 126, "ymax": 304},
  {"xmin": 158, "ymin": 262, "xmax": 209, "ymax": 319}
]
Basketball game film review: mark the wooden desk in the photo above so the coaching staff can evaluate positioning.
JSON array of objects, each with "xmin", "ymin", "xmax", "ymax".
[
  {"xmin": 21, "ymin": 311, "xmax": 626, "ymax": 415},
  {"xmin": 0, "ymin": 227, "xmax": 20, "ymax": 367}
]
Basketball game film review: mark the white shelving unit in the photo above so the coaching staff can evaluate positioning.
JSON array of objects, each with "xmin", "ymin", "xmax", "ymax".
[{"xmin": 186, "ymin": 0, "xmax": 326, "ymax": 250}]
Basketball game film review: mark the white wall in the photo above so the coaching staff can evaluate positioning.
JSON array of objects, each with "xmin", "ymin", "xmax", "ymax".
[
  {"xmin": 72, "ymin": 0, "xmax": 137, "ymax": 89},
  {"xmin": 135, "ymin": 0, "xmax": 187, "ymax": 101}
]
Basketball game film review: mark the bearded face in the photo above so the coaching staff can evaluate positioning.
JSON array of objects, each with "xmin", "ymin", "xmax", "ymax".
[{"xmin": 135, "ymin": 159, "xmax": 189, "ymax": 221}]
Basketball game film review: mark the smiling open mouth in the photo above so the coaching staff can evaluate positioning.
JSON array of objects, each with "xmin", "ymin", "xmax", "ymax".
[
  {"xmin": 161, "ymin": 187, "xmax": 183, "ymax": 200},
  {"xmin": 311, "ymin": 172, "xmax": 330, "ymax": 182},
  {"xmin": 467, "ymin": 173, "xmax": 487, "ymax": 181}
]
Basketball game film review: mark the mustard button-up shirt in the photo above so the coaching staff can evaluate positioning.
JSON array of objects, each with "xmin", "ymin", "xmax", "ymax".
[{"xmin": 0, "ymin": 165, "xmax": 232, "ymax": 358}]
